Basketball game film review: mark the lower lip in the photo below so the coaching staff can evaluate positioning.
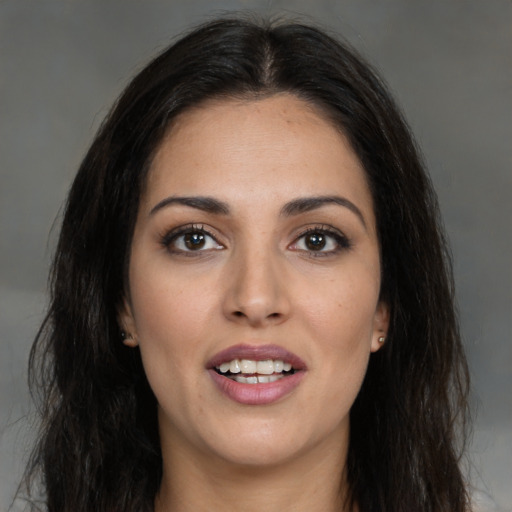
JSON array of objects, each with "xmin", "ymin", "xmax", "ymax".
[{"xmin": 208, "ymin": 370, "xmax": 305, "ymax": 405}]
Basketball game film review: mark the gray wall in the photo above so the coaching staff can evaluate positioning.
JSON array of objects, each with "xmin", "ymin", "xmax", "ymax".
[{"xmin": 1, "ymin": 1, "xmax": 510, "ymax": 510}]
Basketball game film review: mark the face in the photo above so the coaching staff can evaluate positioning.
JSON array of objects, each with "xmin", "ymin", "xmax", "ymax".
[{"xmin": 120, "ymin": 94, "xmax": 388, "ymax": 470}]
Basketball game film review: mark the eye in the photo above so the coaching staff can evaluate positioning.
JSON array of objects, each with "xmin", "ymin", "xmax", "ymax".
[
  {"xmin": 290, "ymin": 226, "xmax": 351, "ymax": 255},
  {"xmin": 161, "ymin": 225, "xmax": 223, "ymax": 254}
]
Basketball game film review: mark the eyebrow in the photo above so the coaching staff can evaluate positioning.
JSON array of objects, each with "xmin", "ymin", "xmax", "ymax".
[
  {"xmin": 149, "ymin": 194, "xmax": 366, "ymax": 228},
  {"xmin": 149, "ymin": 196, "xmax": 230, "ymax": 216},
  {"xmin": 281, "ymin": 196, "xmax": 367, "ymax": 229}
]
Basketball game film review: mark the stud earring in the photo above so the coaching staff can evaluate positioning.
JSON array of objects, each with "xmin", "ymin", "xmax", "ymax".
[
  {"xmin": 378, "ymin": 336, "xmax": 386, "ymax": 344},
  {"xmin": 121, "ymin": 331, "xmax": 137, "ymax": 347}
]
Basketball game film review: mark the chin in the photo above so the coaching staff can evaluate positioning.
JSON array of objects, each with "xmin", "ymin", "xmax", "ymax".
[
  {"xmin": 198, "ymin": 414, "xmax": 344, "ymax": 470},
  {"xmin": 212, "ymin": 436, "xmax": 307, "ymax": 469}
]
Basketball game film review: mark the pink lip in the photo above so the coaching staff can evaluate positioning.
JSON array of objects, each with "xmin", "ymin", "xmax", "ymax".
[{"xmin": 206, "ymin": 344, "xmax": 307, "ymax": 406}]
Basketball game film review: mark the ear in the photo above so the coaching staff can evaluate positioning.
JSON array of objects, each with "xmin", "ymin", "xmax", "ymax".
[
  {"xmin": 371, "ymin": 300, "xmax": 390, "ymax": 353},
  {"xmin": 117, "ymin": 298, "xmax": 138, "ymax": 348}
]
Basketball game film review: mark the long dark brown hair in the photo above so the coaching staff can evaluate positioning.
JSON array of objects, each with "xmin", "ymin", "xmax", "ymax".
[{"xmin": 21, "ymin": 16, "xmax": 471, "ymax": 512}]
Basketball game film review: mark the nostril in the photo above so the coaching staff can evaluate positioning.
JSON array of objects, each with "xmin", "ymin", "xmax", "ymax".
[{"xmin": 227, "ymin": 306, "xmax": 287, "ymax": 325}]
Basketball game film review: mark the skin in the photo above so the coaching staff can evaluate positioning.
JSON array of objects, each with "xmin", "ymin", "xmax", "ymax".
[{"xmin": 120, "ymin": 94, "xmax": 389, "ymax": 512}]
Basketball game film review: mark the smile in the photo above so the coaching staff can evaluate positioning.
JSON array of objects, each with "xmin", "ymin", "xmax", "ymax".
[
  {"xmin": 215, "ymin": 359, "xmax": 294, "ymax": 384},
  {"xmin": 207, "ymin": 345, "xmax": 306, "ymax": 405}
]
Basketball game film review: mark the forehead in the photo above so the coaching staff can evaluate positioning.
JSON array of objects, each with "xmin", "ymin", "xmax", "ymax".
[{"xmin": 143, "ymin": 94, "xmax": 374, "ymax": 223}]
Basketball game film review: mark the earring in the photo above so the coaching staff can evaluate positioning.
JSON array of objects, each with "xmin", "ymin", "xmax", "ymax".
[
  {"xmin": 378, "ymin": 336, "xmax": 386, "ymax": 344},
  {"xmin": 121, "ymin": 331, "xmax": 137, "ymax": 347}
]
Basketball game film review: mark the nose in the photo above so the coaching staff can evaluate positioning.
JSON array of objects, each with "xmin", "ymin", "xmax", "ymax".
[{"xmin": 222, "ymin": 244, "xmax": 291, "ymax": 327}]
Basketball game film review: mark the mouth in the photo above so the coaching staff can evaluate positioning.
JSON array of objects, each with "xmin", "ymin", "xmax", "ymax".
[
  {"xmin": 214, "ymin": 358, "xmax": 296, "ymax": 384},
  {"xmin": 206, "ymin": 344, "xmax": 306, "ymax": 405}
]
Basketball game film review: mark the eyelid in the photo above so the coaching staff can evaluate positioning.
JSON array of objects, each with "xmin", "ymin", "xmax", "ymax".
[
  {"xmin": 289, "ymin": 224, "xmax": 352, "ymax": 254},
  {"xmin": 160, "ymin": 223, "xmax": 224, "ymax": 253}
]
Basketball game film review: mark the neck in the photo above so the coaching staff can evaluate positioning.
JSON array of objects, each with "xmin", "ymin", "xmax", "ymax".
[{"xmin": 155, "ymin": 428, "xmax": 353, "ymax": 512}]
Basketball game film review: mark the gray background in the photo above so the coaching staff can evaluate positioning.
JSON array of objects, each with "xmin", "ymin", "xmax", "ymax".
[{"xmin": 1, "ymin": 1, "xmax": 510, "ymax": 510}]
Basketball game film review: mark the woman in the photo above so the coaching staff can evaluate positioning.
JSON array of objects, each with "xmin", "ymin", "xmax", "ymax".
[{"xmin": 23, "ymin": 16, "xmax": 471, "ymax": 512}]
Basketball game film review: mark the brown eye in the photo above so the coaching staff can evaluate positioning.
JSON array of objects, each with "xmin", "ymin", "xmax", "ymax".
[
  {"xmin": 184, "ymin": 232, "xmax": 206, "ymax": 250},
  {"xmin": 290, "ymin": 226, "xmax": 351, "ymax": 255},
  {"xmin": 305, "ymin": 233, "xmax": 326, "ymax": 251},
  {"xmin": 163, "ymin": 226, "xmax": 224, "ymax": 254}
]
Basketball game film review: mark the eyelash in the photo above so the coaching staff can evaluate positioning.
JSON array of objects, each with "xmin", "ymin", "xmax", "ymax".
[
  {"xmin": 159, "ymin": 224, "xmax": 352, "ymax": 257},
  {"xmin": 291, "ymin": 225, "xmax": 352, "ymax": 257},
  {"xmin": 160, "ymin": 224, "xmax": 222, "ymax": 255}
]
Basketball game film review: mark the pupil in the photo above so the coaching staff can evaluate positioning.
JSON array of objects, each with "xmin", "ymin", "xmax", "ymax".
[
  {"xmin": 306, "ymin": 233, "xmax": 325, "ymax": 250},
  {"xmin": 185, "ymin": 232, "xmax": 205, "ymax": 250}
]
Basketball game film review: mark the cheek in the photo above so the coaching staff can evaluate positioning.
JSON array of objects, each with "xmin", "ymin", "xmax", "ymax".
[
  {"xmin": 298, "ymin": 268, "xmax": 380, "ymax": 345},
  {"xmin": 128, "ymin": 263, "xmax": 217, "ymax": 384},
  {"xmin": 295, "ymin": 266, "xmax": 380, "ymax": 400}
]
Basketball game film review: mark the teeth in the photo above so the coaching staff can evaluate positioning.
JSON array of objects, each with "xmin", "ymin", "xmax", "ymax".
[
  {"xmin": 216, "ymin": 358, "xmax": 293, "ymax": 375},
  {"xmin": 219, "ymin": 362, "xmax": 231, "ymax": 373},
  {"xmin": 229, "ymin": 359, "xmax": 241, "ymax": 373},
  {"xmin": 240, "ymin": 359, "xmax": 257, "ymax": 373},
  {"xmin": 234, "ymin": 374, "xmax": 284, "ymax": 384},
  {"xmin": 256, "ymin": 360, "xmax": 274, "ymax": 375}
]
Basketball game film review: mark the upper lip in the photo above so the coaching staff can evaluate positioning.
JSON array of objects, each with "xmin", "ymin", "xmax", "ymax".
[{"xmin": 206, "ymin": 344, "xmax": 307, "ymax": 371}]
